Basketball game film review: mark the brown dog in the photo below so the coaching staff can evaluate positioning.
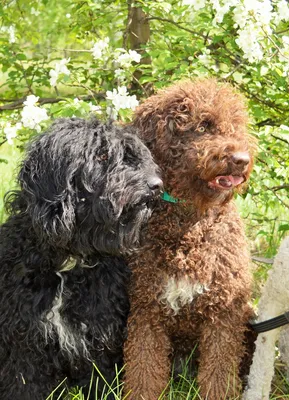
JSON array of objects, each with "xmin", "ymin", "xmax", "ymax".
[{"xmin": 124, "ymin": 79, "xmax": 256, "ymax": 399}]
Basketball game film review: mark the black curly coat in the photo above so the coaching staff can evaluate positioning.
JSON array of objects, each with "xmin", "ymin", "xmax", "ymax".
[{"xmin": 0, "ymin": 118, "xmax": 161, "ymax": 400}]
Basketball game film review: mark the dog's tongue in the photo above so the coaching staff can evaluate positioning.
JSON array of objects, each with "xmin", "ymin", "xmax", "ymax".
[{"xmin": 208, "ymin": 175, "xmax": 244, "ymax": 190}]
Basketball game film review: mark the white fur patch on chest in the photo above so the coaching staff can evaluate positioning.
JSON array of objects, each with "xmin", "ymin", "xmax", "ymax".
[
  {"xmin": 160, "ymin": 276, "xmax": 208, "ymax": 314},
  {"xmin": 42, "ymin": 272, "xmax": 90, "ymax": 359}
]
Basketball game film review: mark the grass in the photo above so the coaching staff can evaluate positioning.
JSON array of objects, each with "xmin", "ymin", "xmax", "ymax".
[{"xmin": 43, "ymin": 358, "xmax": 289, "ymax": 399}]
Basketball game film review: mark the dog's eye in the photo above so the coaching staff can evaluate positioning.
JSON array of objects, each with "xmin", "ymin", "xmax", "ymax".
[
  {"xmin": 98, "ymin": 153, "xmax": 108, "ymax": 161},
  {"xmin": 196, "ymin": 121, "xmax": 212, "ymax": 134}
]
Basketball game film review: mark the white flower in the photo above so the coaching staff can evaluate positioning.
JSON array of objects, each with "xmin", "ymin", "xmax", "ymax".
[
  {"xmin": 21, "ymin": 95, "xmax": 49, "ymax": 132},
  {"xmin": 49, "ymin": 58, "xmax": 70, "ymax": 87},
  {"xmin": 274, "ymin": 0, "xmax": 289, "ymax": 24},
  {"xmin": 106, "ymin": 86, "xmax": 139, "ymax": 119},
  {"xmin": 211, "ymin": 0, "xmax": 232, "ymax": 24},
  {"xmin": 198, "ymin": 53, "xmax": 211, "ymax": 66},
  {"xmin": 236, "ymin": 24, "xmax": 264, "ymax": 62},
  {"xmin": 233, "ymin": 0, "xmax": 272, "ymax": 30},
  {"xmin": 91, "ymin": 38, "xmax": 109, "ymax": 59},
  {"xmin": 260, "ymin": 66, "xmax": 268, "ymax": 75},
  {"xmin": 1, "ymin": 25, "xmax": 17, "ymax": 43},
  {"xmin": 31, "ymin": 7, "xmax": 40, "ymax": 16},
  {"xmin": 23, "ymin": 94, "xmax": 39, "ymax": 107},
  {"xmin": 128, "ymin": 50, "xmax": 141, "ymax": 63},
  {"xmin": 278, "ymin": 36, "xmax": 289, "ymax": 63},
  {"xmin": 115, "ymin": 49, "xmax": 141, "ymax": 68},
  {"xmin": 88, "ymin": 103, "xmax": 102, "ymax": 113},
  {"xmin": 49, "ymin": 70, "xmax": 58, "ymax": 87},
  {"xmin": 4, "ymin": 122, "xmax": 22, "ymax": 145},
  {"xmin": 8, "ymin": 26, "xmax": 16, "ymax": 43},
  {"xmin": 182, "ymin": 0, "xmax": 207, "ymax": 10},
  {"xmin": 115, "ymin": 68, "xmax": 127, "ymax": 81},
  {"xmin": 106, "ymin": 106, "xmax": 118, "ymax": 120},
  {"xmin": 73, "ymin": 98, "xmax": 80, "ymax": 104},
  {"xmin": 66, "ymin": 13, "xmax": 71, "ymax": 18},
  {"xmin": 57, "ymin": 58, "xmax": 70, "ymax": 75}
]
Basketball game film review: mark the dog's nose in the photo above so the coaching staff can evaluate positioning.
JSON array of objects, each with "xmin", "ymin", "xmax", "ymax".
[
  {"xmin": 231, "ymin": 152, "xmax": 250, "ymax": 167},
  {"xmin": 147, "ymin": 177, "xmax": 163, "ymax": 195}
]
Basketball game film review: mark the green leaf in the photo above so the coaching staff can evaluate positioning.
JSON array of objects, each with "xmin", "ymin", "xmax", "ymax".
[
  {"xmin": 16, "ymin": 53, "xmax": 27, "ymax": 61},
  {"xmin": 278, "ymin": 224, "xmax": 289, "ymax": 232}
]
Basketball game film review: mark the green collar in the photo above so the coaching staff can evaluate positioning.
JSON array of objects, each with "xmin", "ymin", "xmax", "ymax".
[{"xmin": 161, "ymin": 191, "xmax": 184, "ymax": 203}]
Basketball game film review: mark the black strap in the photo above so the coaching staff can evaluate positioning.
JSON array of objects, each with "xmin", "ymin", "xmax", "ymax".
[{"xmin": 250, "ymin": 311, "xmax": 289, "ymax": 333}]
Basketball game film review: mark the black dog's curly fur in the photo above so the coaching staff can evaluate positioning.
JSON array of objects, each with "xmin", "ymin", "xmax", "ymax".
[{"xmin": 0, "ymin": 118, "xmax": 161, "ymax": 399}]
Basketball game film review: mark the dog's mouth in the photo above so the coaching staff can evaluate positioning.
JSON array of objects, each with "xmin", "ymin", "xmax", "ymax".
[
  {"xmin": 136, "ymin": 194, "xmax": 158, "ymax": 209},
  {"xmin": 207, "ymin": 175, "xmax": 245, "ymax": 191},
  {"xmin": 122, "ymin": 194, "xmax": 156, "ymax": 215}
]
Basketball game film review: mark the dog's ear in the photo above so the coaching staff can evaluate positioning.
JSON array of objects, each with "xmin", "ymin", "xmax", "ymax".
[
  {"xmin": 18, "ymin": 136, "xmax": 76, "ymax": 247},
  {"xmin": 133, "ymin": 91, "xmax": 192, "ymax": 142}
]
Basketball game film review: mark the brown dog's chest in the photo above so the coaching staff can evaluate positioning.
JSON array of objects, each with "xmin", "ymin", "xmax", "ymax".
[
  {"xmin": 159, "ymin": 274, "xmax": 209, "ymax": 314},
  {"xmin": 130, "ymin": 201, "xmax": 249, "ymax": 321}
]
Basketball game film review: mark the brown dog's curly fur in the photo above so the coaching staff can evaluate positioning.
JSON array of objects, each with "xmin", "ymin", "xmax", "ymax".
[{"xmin": 124, "ymin": 79, "xmax": 256, "ymax": 400}]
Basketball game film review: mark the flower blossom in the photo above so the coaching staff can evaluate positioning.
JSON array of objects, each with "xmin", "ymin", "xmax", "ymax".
[
  {"xmin": 4, "ymin": 122, "xmax": 22, "ymax": 145},
  {"xmin": 235, "ymin": 24, "xmax": 264, "ymax": 62},
  {"xmin": 182, "ymin": 0, "xmax": 206, "ymax": 10},
  {"xmin": 21, "ymin": 95, "xmax": 49, "ymax": 132},
  {"xmin": 49, "ymin": 58, "xmax": 70, "ymax": 87},
  {"xmin": 274, "ymin": 0, "xmax": 289, "ymax": 24},
  {"xmin": 114, "ymin": 68, "xmax": 127, "ymax": 81},
  {"xmin": 232, "ymin": 1, "xmax": 272, "ymax": 62},
  {"xmin": 115, "ymin": 49, "xmax": 141, "ymax": 68},
  {"xmin": 88, "ymin": 103, "xmax": 102, "ymax": 113},
  {"xmin": 1, "ymin": 26, "xmax": 16, "ymax": 43},
  {"xmin": 8, "ymin": 26, "xmax": 16, "ymax": 43},
  {"xmin": 91, "ymin": 38, "xmax": 109, "ymax": 59},
  {"xmin": 31, "ymin": 7, "xmax": 40, "ymax": 16},
  {"xmin": 106, "ymin": 86, "xmax": 139, "ymax": 119}
]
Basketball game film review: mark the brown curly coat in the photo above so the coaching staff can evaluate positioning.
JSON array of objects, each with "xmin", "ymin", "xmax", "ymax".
[{"xmin": 124, "ymin": 79, "xmax": 256, "ymax": 400}]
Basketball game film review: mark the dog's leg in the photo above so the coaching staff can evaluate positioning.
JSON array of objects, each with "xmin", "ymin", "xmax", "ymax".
[
  {"xmin": 124, "ymin": 309, "xmax": 171, "ymax": 400},
  {"xmin": 197, "ymin": 315, "xmax": 245, "ymax": 400}
]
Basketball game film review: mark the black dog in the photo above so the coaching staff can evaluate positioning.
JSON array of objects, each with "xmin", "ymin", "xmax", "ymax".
[{"xmin": 0, "ymin": 118, "xmax": 162, "ymax": 399}]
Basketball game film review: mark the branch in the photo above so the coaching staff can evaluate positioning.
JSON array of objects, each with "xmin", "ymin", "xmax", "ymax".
[
  {"xmin": 0, "ymin": 97, "xmax": 65, "ymax": 111},
  {"xmin": 252, "ymin": 184, "xmax": 289, "ymax": 196},
  {"xmin": 272, "ymin": 190, "xmax": 289, "ymax": 209},
  {"xmin": 270, "ymin": 184, "xmax": 289, "ymax": 192},
  {"xmin": 0, "ymin": 139, "xmax": 7, "ymax": 146},
  {"xmin": 256, "ymin": 118, "xmax": 282, "ymax": 127},
  {"xmin": 252, "ymin": 186, "xmax": 289, "ymax": 208},
  {"xmin": 271, "ymin": 133, "xmax": 289, "ymax": 144},
  {"xmin": 240, "ymin": 83, "xmax": 289, "ymax": 113},
  {"xmin": 146, "ymin": 16, "xmax": 207, "ymax": 39},
  {"xmin": 147, "ymin": 15, "xmax": 245, "ymax": 66},
  {"xmin": 49, "ymin": 48, "xmax": 91, "ymax": 53},
  {"xmin": 0, "ymin": 93, "xmax": 105, "ymax": 111},
  {"xmin": 0, "ymin": 98, "xmax": 19, "ymax": 103}
]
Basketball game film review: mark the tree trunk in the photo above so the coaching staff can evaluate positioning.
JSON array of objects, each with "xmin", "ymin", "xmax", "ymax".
[{"xmin": 127, "ymin": 0, "xmax": 152, "ymax": 95}]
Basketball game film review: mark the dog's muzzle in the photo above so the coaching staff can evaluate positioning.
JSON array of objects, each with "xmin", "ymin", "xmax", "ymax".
[{"xmin": 147, "ymin": 177, "xmax": 163, "ymax": 197}]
